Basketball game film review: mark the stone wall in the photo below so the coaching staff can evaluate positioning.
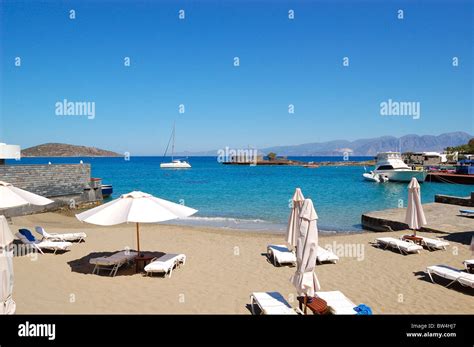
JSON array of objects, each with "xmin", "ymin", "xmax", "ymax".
[
  {"xmin": 434, "ymin": 193, "xmax": 474, "ymax": 207},
  {"xmin": 0, "ymin": 164, "xmax": 102, "ymax": 217},
  {"xmin": 0, "ymin": 164, "xmax": 90, "ymax": 197}
]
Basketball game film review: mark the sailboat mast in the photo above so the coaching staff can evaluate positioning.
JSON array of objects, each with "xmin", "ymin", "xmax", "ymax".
[{"xmin": 171, "ymin": 122, "xmax": 175, "ymax": 161}]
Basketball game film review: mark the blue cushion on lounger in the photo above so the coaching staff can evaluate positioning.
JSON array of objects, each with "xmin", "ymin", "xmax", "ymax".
[
  {"xmin": 460, "ymin": 209, "xmax": 474, "ymax": 214},
  {"xmin": 354, "ymin": 304, "xmax": 372, "ymax": 315},
  {"xmin": 19, "ymin": 229, "xmax": 36, "ymax": 242}
]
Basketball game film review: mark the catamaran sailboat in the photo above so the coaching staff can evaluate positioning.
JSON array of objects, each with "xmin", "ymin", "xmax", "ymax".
[{"xmin": 160, "ymin": 123, "xmax": 191, "ymax": 169}]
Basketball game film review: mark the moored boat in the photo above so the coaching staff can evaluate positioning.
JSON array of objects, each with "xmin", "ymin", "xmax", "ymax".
[
  {"xmin": 160, "ymin": 123, "xmax": 191, "ymax": 169},
  {"xmin": 363, "ymin": 171, "xmax": 388, "ymax": 182},
  {"xmin": 160, "ymin": 160, "xmax": 191, "ymax": 169},
  {"xmin": 101, "ymin": 184, "xmax": 113, "ymax": 198},
  {"xmin": 365, "ymin": 152, "xmax": 427, "ymax": 182}
]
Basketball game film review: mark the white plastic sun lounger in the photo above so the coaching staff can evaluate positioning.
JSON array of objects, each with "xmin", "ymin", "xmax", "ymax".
[
  {"xmin": 419, "ymin": 237, "xmax": 449, "ymax": 251},
  {"xmin": 90, "ymin": 250, "xmax": 138, "ymax": 276},
  {"xmin": 459, "ymin": 209, "xmax": 474, "ymax": 217},
  {"xmin": 317, "ymin": 246, "xmax": 339, "ymax": 264},
  {"xmin": 376, "ymin": 237, "xmax": 422, "ymax": 255},
  {"xmin": 315, "ymin": 291, "xmax": 357, "ymax": 315},
  {"xmin": 426, "ymin": 265, "xmax": 474, "ymax": 288},
  {"xmin": 35, "ymin": 226, "xmax": 87, "ymax": 242},
  {"xmin": 267, "ymin": 245, "xmax": 296, "ymax": 266},
  {"xmin": 402, "ymin": 235, "xmax": 449, "ymax": 251},
  {"xmin": 463, "ymin": 259, "xmax": 474, "ymax": 272},
  {"xmin": 250, "ymin": 292, "xmax": 300, "ymax": 315},
  {"xmin": 144, "ymin": 253, "xmax": 186, "ymax": 278},
  {"xmin": 16, "ymin": 232, "xmax": 72, "ymax": 254}
]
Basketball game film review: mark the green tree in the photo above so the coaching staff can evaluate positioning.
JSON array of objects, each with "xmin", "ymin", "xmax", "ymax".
[
  {"xmin": 446, "ymin": 138, "xmax": 474, "ymax": 154},
  {"xmin": 267, "ymin": 152, "xmax": 277, "ymax": 161}
]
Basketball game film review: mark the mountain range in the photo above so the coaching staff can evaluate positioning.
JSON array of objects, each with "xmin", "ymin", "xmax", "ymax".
[
  {"xmin": 22, "ymin": 132, "xmax": 472, "ymax": 157},
  {"xmin": 176, "ymin": 132, "xmax": 473, "ymax": 157}
]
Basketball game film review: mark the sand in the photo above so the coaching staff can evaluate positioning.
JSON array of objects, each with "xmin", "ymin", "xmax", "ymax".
[{"xmin": 9, "ymin": 212, "xmax": 474, "ymax": 314}]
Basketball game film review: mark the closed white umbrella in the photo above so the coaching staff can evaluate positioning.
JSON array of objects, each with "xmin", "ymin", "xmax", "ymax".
[
  {"xmin": 76, "ymin": 191, "xmax": 198, "ymax": 254},
  {"xmin": 404, "ymin": 178, "xmax": 427, "ymax": 236},
  {"xmin": 0, "ymin": 215, "xmax": 14, "ymax": 248},
  {"xmin": 290, "ymin": 199, "xmax": 321, "ymax": 309},
  {"xmin": 0, "ymin": 181, "xmax": 54, "ymax": 209},
  {"xmin": 0, "ymin": 216, "xmax": 15, "ymax": 314},
  {"xmin": 286, "ymin": 188, "xmax": 305, "ymax": 248}
]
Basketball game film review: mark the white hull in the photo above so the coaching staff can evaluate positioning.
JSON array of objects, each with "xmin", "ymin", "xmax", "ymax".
[
  {"xmin": 160, "ymin": 161, "xmax": 191, "ymax": 169},
  {"xmin": 363, "ymin": 172, "xmax": 388, "ymax": 182},
  {"xmin": 376, "ymin": 170, "xmax": 426, "ymax": 182}
]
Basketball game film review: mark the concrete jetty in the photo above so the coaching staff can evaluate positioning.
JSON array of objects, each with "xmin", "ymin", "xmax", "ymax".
[{"xmin": 362, "ymin": 202, "xmax": 474, "ymax": 236}]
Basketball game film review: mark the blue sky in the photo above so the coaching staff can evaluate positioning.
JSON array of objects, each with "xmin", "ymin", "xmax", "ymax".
[{"xmin": 1, "ymin": 0, "xmax": 472, "ymax": 155}]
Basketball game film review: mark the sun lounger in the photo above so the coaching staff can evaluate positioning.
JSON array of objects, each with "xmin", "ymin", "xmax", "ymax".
[
  {"xmin": 315, "ymin": 291, "xmax": 357, "ymax": 315},
  {"xmin": 426, "ymin": 265, "xmax": 474, "ymax": 288},
  {"xmin": 250, "ymin": 292, "xmax": 300, "ymax": 315},
  {"xmin": 317, "ymin": 246, "xmax": 339, "ymax": 263},
  {"xmin": 90, "ymin": 250, "xmax": 138, "ymax": 276},
  {"xmin": 376, "ymin": 237, "xmax": 422, "ymax": 255},
  {"xmin": 144, "ymin": 253, "xmax": 186, "ymax": 278},
  {"xmin": 35, "ymin": 226, "xmax": 87, "ymax": 242},
  {"xmin": 267, "ymin": 244, "xmax": 338, "ymax": 266},
  {"xmin": 266, "ymin": 245, "xmax": 296, "ymax": 266},
  {"xmin": 459, "ymin": 209, "xmax": 474, "ymax": 217},
  {"xmin": 402, "ymin": 235, "xmax": 449, "ymax": 251},
  {"xmin": 419, "ymin": 237, "xmax": 449, "ymax": 251},
  {"xmin": 16, "ymin": 229, "xmax": 72, "ymax": 254},
  {"xmin": 463, "ymin": 259, "xmax": 474, "ymax": 273}
]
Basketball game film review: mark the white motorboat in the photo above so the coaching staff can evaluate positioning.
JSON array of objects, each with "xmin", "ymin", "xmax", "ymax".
[
  {"xmin": 365, "ymin": 152, "xmax": 426, "ymax": 182},
  {"xmin": 363, "ymin": 171, "xmax": 389, "ymax": 183},
  {"xmin": 160, "ymin": 123, "xmax": 191, "ymax": 169}
]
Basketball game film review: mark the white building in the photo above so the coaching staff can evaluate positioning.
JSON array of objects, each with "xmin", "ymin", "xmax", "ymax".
[{"xmin": 0, "ymin": 143, "xmax": 21, "ymax": 164}]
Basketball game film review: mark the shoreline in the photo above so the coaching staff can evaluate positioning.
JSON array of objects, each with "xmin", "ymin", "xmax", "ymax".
[{"xmin": 53, "ymin": 208, "xmax": 367, "ymax": 235}]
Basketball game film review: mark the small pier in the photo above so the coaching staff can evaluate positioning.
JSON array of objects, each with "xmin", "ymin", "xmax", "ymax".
[
  {"xmin": 361, "ymin": 202, "xmax": 474, "ymax": 238},
  {"xmin": 426, "ymin": 172, "xmax": 474, "ymax": 185}
]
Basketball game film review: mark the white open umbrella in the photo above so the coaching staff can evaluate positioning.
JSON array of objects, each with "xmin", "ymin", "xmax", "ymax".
[
  {"xmin": 286, "ymin": 188, "xmax": 305, "ymax": 249},
  {"xmin": 290, "ymin": 199, "xmax": 321, "ymax": 311},
  {"xmin": 404, "ymin": 178, "xmax": 427, "ymax": 236},
  {"xmin": 76, "ymin": 191, "xmax": 198, "ymax": 254},
  {"xmin": 0, "ymin": 181, "xmax": 53, "ymax": 315},
  {"xmin": 0, "ymin": 181, "xmax": 54, "ymax": 209},
  {"xmin": 0, "ymin": 216, "xmax": 16, "ymax": 314}
]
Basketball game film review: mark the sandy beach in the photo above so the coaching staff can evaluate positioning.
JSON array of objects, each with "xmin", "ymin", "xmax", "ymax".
[{"xmin": 8, "ymin": 212, "xmax": 473, "ymax": 314}]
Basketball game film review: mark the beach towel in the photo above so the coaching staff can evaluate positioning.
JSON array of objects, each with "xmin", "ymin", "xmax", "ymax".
[{"xmin": 354, "ymin": 304, "xmax": 372, "ymax": 315}]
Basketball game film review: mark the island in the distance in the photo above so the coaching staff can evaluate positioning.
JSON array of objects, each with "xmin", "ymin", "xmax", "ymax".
[{"xmin": 21, "ymin": 143, "xmax": 122, "ymax": 157}]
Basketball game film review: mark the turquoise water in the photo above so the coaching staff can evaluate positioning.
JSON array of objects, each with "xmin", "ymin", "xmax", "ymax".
[{"xmin": 10, "ymin": 157, "xmax": 473, "ymax": 233}]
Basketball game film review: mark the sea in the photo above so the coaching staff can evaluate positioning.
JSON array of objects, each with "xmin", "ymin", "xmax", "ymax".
[{"xmin": 10, "ymin": 156, "xmax": 473, "ymax": 234}]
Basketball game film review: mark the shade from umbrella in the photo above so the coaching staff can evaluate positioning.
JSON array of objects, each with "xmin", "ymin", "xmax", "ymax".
[
  {"xmin": 404, "ymin": 178, "xmax": 427, "ymax": 235},
  {"xmin": 285, "ymin": 188, "xmax": 305, "ymax": 248},
  {"xmin": 0, "ymin": 181, "xmax": 54, "ymax": 209},
  {"xmin": 290, "ymin": 198, "xmax": 321, "ymax": 298},
  {"xmin": 0, "ymin": 216, "xmax": 15, "ymax": 314},
  {"xmin": 76, "ymin": 191, "xmax": 198, "ymax": 254}
]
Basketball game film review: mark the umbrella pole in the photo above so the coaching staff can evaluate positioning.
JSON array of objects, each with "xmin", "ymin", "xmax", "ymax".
[{"xmin": 136, "ymin": 222, "xmax": 141, "ymax": 256}]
